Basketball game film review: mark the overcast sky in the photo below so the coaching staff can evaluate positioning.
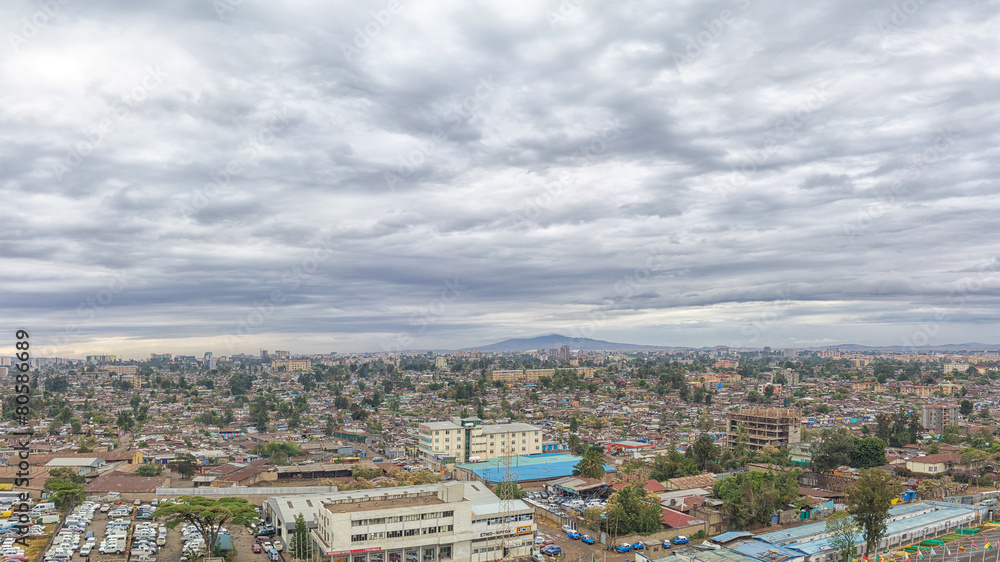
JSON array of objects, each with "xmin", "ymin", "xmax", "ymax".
[{"xmin": 3, "ymin": 0, "xmax": 999, "ymax": 358}]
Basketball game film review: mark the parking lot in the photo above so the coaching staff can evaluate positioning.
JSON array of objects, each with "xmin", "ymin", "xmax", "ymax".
[{"xmin": 21, "ymin": 496, "xmax": 280, "ymax": 562}]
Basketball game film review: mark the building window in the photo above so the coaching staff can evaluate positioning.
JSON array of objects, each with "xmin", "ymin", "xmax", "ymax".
[
  {"xmin": 439, "ymin": 546, "xmax": 452, "ymax": 560},
  {"xmin": 423, "ymin": 548, "xmax": 436, "ymax": 562},
  {"xmin": 371, "ymin": 554, "xmax": 384, "ymax": 562},
  {"xmin": 404, "ymin": 529, "xmax": 417, "ymax": 537},
  {"xmin": 442, "ymin": 511, "xmax": 454, "ymax": 517},
  {"xmin": 351, "ymin": 534, "xmax": 368, "ymax": 542}
]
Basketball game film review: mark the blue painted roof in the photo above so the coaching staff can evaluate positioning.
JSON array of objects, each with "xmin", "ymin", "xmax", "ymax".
[
  {"xmin": 731, "ymin": 541, "xmax": 805, "ymax": 561},
  {"xmin": 711, "ymin": 531, "xmax": 754, "ymax": 544},
  {"xmin": 455, "ymin": 453, "xmax": 615, "ymax": 483}
]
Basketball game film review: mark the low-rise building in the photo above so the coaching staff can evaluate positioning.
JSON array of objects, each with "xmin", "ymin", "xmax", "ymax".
[{"xmin": 310, "ymin": 482, "xmax": 535, "ymax": 562}]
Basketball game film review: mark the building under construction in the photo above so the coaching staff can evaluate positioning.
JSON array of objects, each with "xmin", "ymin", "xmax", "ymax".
[{"xmin": 725, "ymin": 407, "xmax": 802, "ymax": 451}]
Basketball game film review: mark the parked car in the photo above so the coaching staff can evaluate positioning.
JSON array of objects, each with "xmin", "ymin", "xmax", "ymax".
[
  {"xmin": 253, "ymin": 543, "xmax": 262, "ymax": 553},
  {"xmin": 673, "ymin": 536, "xmax": 690, "ymax": 545},
  {"xmin": 541, "ymin": 539, "xmax": 554, "ymax": 547},
  {"xmin": 534, "ymin": 537, "xmax": 545, "ymax": 545},
  {"xmin": 567, "ymin": 531, "xmax": 581, "ymax": 540},
  {"xmin": 542, "ymin": 545, "xmax": 562, "ymax": 556},
  {"xmin": 661, "ymin": 540, "xmax": 673, "ymax": 549},
  {"xmin": 581, "ymin": 535, "xmax": 595, "ymax": 545},
  {"xmin": 615, "ymin": 543, "xmax": 632, "ymax": 553}
]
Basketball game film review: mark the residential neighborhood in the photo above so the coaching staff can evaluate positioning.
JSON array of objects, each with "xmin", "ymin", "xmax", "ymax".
[{"xmin": 4, "ymin": 345, "xmax": 1000, "ymax": 560}]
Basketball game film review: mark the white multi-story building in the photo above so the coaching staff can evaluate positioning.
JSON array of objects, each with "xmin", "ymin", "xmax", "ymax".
[
  {"xmin": 310, "ymin": 482, "xmax": 535, "ymax": 562},
  {"xmin": 418, "ymin": 418, "xmax": 542, "ymax": 466}
]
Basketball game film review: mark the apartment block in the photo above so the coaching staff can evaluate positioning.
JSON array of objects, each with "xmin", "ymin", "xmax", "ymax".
[
  {"xmin": 271, "ymin": 359, "xmax": 311, "ymax": 372},
  {"xmin": 418, "ymin": 417, "xmax": 542, "ymax": 465},
  {"xmin": 921, "ymin": 404, "xmax": 961, "ymax": 430}
]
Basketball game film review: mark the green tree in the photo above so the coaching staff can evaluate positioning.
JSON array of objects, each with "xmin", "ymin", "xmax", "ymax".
[
  {"xmin": 137, "ymin": 464, "xmax": 163, "ymax": 477},
  {"xmin": 810, "ymin": 428, "xmax": 856, "ymax": 472},
  {"xmin": 47, "ymin": 466, "xmax": 85, "ymax": 484},
  {"xmin": 291, "ymin": 513, "xmax": 313, "ymax": 560},
  {"xmin": 650, "ymin": 449, "xmax": 699, "ymax": 481},
  {"xmin": 712, "ymin": 470, "xmax": 801, "ymax": 529},
  {"xmin": 573, "ymin": 446, "xmax": 606, "ymax": 478},
  {"xmin": 494, "ymin": 481, "xmax": 526, "ymax": 499},
  {"xmin": 173, "ymin": 453, "xmax": 199, "ymax": 479},
  {"xmin": 686, "ymin": 434, "xmax": 718, "ymax": 471},
  {"xmin": 44, "ymin": 479, "xmax": 85, "ymax": 512},
  {"xmin": 850, "ymin": 437, "xmax": 887, "ymax": 469},
  {"xmin": 826, "ymin": 511, "xmax": 860, "ymax": 562},
  {"xmin": 846, "ymin": 469, "xmax": 903, "ymax": 554},
  {"xmin": 960, "ymin": 399, "xmax": 974, "ymax": 416},
  {"xmin": 153, "ymin": 496, "xmax": 257, "ymax": 557},
  {"xmin": 605, "ymin": 483, "xmax": 663, "ymax": 535}
]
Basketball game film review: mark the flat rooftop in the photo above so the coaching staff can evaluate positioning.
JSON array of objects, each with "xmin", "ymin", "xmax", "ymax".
[{"xmin": 324, "ymin": 492, "xmax": 444, "ymax": 514}]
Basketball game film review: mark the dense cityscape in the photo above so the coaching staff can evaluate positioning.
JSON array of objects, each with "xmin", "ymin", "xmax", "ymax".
[
  {"xmin": 5, "ymin": 0, "xmax": 1000, "ymax": 561},
  {"xmin": 4, "ymin": 341, "xmax": 1000, "ymax": 561}
]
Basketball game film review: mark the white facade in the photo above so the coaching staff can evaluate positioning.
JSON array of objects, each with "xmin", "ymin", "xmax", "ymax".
[
  {"xmin": 310, "ymin": 482, "xmax": 535, "ymax": 562},
  {"xmin": 417, "ymin": 418, "xmax": 542, "ymax": 465}
]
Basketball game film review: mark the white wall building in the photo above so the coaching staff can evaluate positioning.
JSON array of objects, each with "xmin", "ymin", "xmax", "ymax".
[
  {"xmin": 310, "ymin": 482, "xmax": 535, "ymax": 562},
  {"xmin": 418, "ymin": 417, "xmax": 542, "ymax": 465}
]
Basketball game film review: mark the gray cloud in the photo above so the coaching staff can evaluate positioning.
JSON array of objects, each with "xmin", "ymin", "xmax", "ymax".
[{"xmin": 2, "ymin": 0, "xmax": 999, "ymax": 357}]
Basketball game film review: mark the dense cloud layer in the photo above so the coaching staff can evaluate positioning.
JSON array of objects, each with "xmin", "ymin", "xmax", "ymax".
[{"xmin": 2, "ymin": 0, "xmax": 999, "ymax": 357}]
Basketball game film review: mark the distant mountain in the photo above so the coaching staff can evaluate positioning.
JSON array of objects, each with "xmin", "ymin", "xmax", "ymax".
[{"xmin": 464, "ymin": 334, "xmax": 682, "ymax": 352}]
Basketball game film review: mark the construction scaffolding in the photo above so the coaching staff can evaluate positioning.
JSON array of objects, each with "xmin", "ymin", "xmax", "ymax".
[{"xmin": 726, "ymin": 407, "xmax": 802, "ymax": 451}]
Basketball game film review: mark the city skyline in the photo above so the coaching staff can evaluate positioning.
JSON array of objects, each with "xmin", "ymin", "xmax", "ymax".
[{"xmin": 3, "ymin": 1, "xmax": 999, "ymax": 358}]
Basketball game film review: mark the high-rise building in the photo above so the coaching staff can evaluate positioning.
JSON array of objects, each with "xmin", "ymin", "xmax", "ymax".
[
  {"xmin": 921, "ymin": 404, "xmax": 960, "ymax": 430},
  {"xmin": 558, "ymin": 345, "xmax": 570, "ymax": 361},
  {"xmin": 726, "ymin": 407, "xmax": 802, "ymax": 451}
]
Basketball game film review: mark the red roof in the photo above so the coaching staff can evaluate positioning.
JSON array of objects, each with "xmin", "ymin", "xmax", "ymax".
[
  {"xmin": 660, "ymin": 507, "xmax": 705, "ymax": 529},
  {"xmin": 643, "ymin": 479, "xmax": 667, "ymax": 493}
]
